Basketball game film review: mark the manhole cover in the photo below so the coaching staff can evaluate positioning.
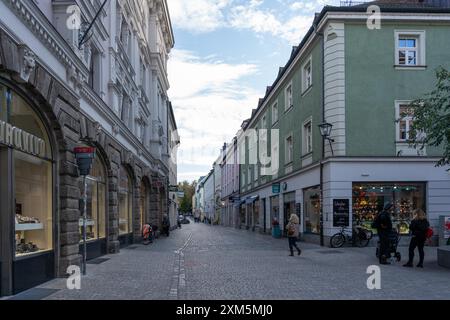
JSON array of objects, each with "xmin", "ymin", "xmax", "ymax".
[{"xmin": 318, "ymin": 250, "xmax": 344, "ymax": 254}]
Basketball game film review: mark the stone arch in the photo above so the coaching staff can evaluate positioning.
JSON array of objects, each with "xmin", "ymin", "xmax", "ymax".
[{"xmin": 0, "ymin": 37, "xmax": 83, "ymax": 277}]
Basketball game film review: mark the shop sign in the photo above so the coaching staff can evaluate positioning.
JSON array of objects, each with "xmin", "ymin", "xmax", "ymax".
[
  {"xmin": 333, "ymin": 199, "xmax": 350, "ymax": 227},
  {"xmin": 445, "ymin": 217, "xmax": 450, "ymax": 239},
  {"xmin": 0, "ymin": 119, "xmax": 45, "ymax": 157},
  {"xmin": 169, "ymin": 185, "xmax": 179, "ymax": 192},
  {"xmin": 272, "ymin": 183, "xmax": 280, "ymax": 194},
  {"xmin": 177, "ymin": 191, "xmax": 185, "ymax": 198}
]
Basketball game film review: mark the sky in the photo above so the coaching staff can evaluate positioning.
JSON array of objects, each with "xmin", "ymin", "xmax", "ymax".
[{"xmin": 167, "ymin": 0, "xmax": 341, "ymax": 183}]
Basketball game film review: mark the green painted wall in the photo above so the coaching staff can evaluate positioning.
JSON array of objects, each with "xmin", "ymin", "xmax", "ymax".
[
  {"xmin": 345, "ymin": 22, "xmax": 450, "ymax": 157},
  {"xmin": 242, "ymin": 38, "xmax": 324, "ymax": 192}
]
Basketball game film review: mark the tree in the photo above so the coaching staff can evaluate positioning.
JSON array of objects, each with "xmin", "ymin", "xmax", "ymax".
[
  {"xmin": 178, "ymin": 180, "xmax": 196, "ymax": 213},
  {"xmin": 408, "ymin": 67, "xmax": 450, "ymax": 168}
]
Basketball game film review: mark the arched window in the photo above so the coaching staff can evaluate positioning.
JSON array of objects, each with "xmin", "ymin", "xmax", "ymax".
[
  {"xmin": 0, "ymin": 84, "xmax": 53, "ymax": 257},
  {"xmin": 80, "ymin": 156, "xmax": 107, "ymax": 241},
  {"xmin": 119, "ymin": 166, "xmax": 132, "ymax": 235}
]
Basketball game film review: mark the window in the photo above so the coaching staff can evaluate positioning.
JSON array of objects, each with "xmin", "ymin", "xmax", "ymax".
[
  {"xmin": 88, "ymin": 46, "xmax": 101, "ymax": 95},
  {"xmin": 302, "ymin": 57, "xmax": 312, "ymax": 93},
  {"xmin": 248, "ymin": 166, "xmax": 252, "ymax": 185},
  {"xmin": 285, "ymin": 135, "xmax": 293, "ymax": 164},
  {"xmin": 395, "ymin": 31, "xmax": 425, "ymax": 67},
  {"xmin": 304, "ymin": 187, "xmax": 320, "ymax": 234},
  {"xmin": 79, "ymin": 156, "xmax": 107, "ymax": 242},
  {"xmin": 303, "ymin": 120, "xmax": 312, "ymax": 155},
  {"xmin": 119, "ymin": 166, "xmax": 133, "ymax": 235},
  {"xmin": 272, "ymin": 102, "xmax": 278, "ymax": 124},
  {"xmin": 352, "ymin": 183, "xmax": 426, "ymax": 235},
  {"xmin": 285, "ymin": 83, "xmax": 293, "ymax": 111},
  {"xmin": 262, "ymin": 115, "xmax": 267, "ymax": 129}
]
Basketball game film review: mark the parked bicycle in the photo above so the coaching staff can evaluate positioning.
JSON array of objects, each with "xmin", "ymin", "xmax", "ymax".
[{"xmin": 330, "ymin": 225, "xmax": 373, "ymax": 248}]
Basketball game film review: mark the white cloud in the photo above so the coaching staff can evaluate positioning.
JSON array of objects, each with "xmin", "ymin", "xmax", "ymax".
[
  {"xmin": 168, "ymin": 0, "xmax": 341, "ymax": 44},
  {"xmin": 168, "ymin": 49, "xmax": 262, "ymax": 181},
  {"xmin": 167, "ymin": 0, "xmax": 232, "ymax": 33}
]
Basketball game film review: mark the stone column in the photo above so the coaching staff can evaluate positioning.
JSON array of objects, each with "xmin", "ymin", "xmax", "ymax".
[
  {"xmin": 133, "ymin": 182, "xmax": 142, "ymax": 242},
  {"xmin": 108, "ymin": 166, "xmax": 120, "ymax": 253}
]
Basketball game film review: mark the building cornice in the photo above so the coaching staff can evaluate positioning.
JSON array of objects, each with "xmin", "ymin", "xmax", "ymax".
[{"xmin": 3, "ymin": 0, "xmax": 89, "ymax": 83}]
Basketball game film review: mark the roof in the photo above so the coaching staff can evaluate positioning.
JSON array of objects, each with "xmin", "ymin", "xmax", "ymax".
[{"xmin": 242, "ymin": 0, "xmax": 450, "ymax": 131}]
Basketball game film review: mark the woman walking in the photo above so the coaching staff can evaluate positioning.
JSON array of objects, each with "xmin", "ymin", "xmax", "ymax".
[
  {"xmin": 403, "ymin": 209, "xmax": 430, "ymax": 268},
  {"xmin": 286, "ymin": 214, "xmax": 301, "ymax": 256}
]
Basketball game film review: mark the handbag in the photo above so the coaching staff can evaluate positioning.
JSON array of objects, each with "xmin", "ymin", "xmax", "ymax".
[
  {"xmin": 425, "ymin": 227, "xmax": 433, "ymax": 239},
  {"xmin": 287, "ymin": 224, "xmax": 296, "ymax": 236}
]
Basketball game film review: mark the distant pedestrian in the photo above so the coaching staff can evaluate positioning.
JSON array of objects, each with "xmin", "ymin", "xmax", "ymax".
[
  {"xmin": 162, "ymin": 214, "xmax": 170, "ymax": 237},
  {"xmin": 372, "ymin": 203, "xmax": 393, "ymax": 265},
  {"xmin": 404, "ymin": 209, "xmax": 430, "ymax": 268},
  {"xmin": 286, "ymin": 214, "xmax": 301, "ymax": 256}
]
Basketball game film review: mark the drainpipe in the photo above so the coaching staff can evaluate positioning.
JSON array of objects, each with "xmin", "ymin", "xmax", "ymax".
[{"xmin": 314, "ymin": 20, "xmax": 325, "ymax": 247}]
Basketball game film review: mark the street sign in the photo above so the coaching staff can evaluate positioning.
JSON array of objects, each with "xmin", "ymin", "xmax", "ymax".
[
  {"xmin": 177, "ymin": 191, "xmax": 185, "ymax": 198},
  {"xmin": 272, "ymin": 183, "xmax": 280, "ymax": 194},
  {"xmin": 169, "ymin": 185, "xmax": 178, "ymax": 192},
  {"xmin": 333, "ymin": 199, "xmax": 350, "ymax": 227}
]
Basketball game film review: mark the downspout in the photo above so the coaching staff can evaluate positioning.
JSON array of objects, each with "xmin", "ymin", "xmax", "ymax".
[{"xmin": 313, "ymin": 20, "xmax": 325, "ymax": 247}]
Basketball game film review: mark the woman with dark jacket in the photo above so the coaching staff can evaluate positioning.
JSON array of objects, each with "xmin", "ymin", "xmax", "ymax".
[{"xmin": 404, "ymin": 209, "xmax": 430, "ymax": 268}]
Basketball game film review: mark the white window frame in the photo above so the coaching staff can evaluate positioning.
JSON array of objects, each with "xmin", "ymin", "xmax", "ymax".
[
  {"xmin": 395, "ymin": 30, "xmax": 426, "ymax": 68},
  {"xmin": 285, "ymin": 82, "xmax": 293, "ymax": 111},
  {"xmin": 272, "ymin": 102, "xmax": 278, "ymax": 124},
  {"xmin": 302, "ymin": 57, "xmax": 313, "ymax": 93},
  {"xmin": 285, "ymin": 134, "xmax": 293, "ymax": 165},
  {"xmin": 395, "ymin": 100, "xmax": 414, "ymax": 142},
  {"xmin": 302, "ymin": 118, "xmax": 313, "ymax": 155}
]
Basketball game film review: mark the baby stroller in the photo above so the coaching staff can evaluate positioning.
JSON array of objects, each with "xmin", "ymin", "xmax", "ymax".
[
  {"xmin": 376, "ymin": 229, "xmax": 401, "ymax": 262},
  {"xmin": 142, "ymin": 224, "xmax": 153, "ymax": 245}
]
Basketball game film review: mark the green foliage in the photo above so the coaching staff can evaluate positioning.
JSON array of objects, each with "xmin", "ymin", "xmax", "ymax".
[
  {"xmin": 178, "ymin": 180, "xmax": 196, "ymax": 213},
  {"xmin": 408, "ymin": 67, "xmax": 450, "ymax": 168}
]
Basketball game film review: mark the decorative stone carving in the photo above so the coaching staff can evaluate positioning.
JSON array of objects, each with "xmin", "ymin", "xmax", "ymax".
[
  {"xmin": 17, "ymin": 45, "xmax": 36, "ymax": 83},
  {"xmin": 112, "ymin": 124, "xmax": 120, "ymax": 135}
]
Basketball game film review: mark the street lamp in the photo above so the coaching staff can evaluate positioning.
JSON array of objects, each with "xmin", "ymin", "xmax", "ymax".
[{"xmin": 318, "ymin": 122, "xmax": 334, "ymax": 247}]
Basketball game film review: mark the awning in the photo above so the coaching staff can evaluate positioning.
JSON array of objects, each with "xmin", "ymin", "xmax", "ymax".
[{"xmin": 245, "ymin": 195, "xmax": 259, "ymax": 204}]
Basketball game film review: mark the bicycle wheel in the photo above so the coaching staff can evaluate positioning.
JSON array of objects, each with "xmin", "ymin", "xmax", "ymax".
[
  {"xmin": 356, "ymin": 234, "xmax": 370, "ymax": 247},
  {"xmin": 330, "ymin": 233, "xmax": 345, "ymax": 248}
]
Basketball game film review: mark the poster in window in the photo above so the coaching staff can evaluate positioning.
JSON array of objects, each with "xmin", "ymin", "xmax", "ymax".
[
  {"xmin": 445, "ymin": 217, "xmax": 450, "ymax": 239},
  {"xmin": 333, "ymin": 199, "xmax": 350, "ymax": 227}
]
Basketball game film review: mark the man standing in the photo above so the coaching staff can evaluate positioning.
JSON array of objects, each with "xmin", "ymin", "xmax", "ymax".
[
  {"xmin": 162, "ymin": 214, "xmax": 170, "ymax": 237},
  {"xmin": 373, "ymin": 203, "xmax": 393, "ymax": 265}
]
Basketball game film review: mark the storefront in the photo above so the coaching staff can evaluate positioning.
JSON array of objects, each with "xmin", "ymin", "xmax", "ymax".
[
  {"xmin": 118, "ymin": 166, "xmax": 133, "ymax": 246},
  {"xmin": 0, "ymin": 83, "xmax": 55, "ymax": 294},
  {"xmin": 140, "ymin": 180, "xmax": 148, "ymax": 230},
  {"xmin": 79, "ymin": 156, "xmax": 107, "ymax": 260},
  {"xmin": 304, "ymin": 186, "xmax": 321, "ymax": 234},
  {"xmin": 352, "ymin": 182, "xmax": 426, "ymax": 234},
  {"xmin": 270, "ymin": 195, "xmax": 280, "ymax": 230}
]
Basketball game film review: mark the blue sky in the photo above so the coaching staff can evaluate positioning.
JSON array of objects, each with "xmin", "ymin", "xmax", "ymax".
[{"xmin": 167, "ymin": 0, "xmax": 341, "ymax": 182}]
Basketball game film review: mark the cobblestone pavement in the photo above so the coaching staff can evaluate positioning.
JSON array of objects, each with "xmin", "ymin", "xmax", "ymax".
[{"xmin": 18, "ymin": 220, "xmax": 450, "ymax": 300}]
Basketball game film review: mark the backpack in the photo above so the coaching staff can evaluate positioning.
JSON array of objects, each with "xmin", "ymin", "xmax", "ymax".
[{"xmin": 287, "ymin": 224, "xmax": 296, "ymax": 236}]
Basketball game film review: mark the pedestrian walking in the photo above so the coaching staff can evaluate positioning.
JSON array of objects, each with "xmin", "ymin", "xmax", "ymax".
[
  {"xmin": 372, "ymin": 203, "xmax": 393, "ymax": 265},
  {"xmin": 403, "ymin": 209, "xmax": 430, "ymax": 268},
  {"xmin": 286, "ymin": 214, "xmax": 301, "ymax": 256},
  {"xmin": 162, "ymin": 214, "xmax": 170, "ymax": 237}
]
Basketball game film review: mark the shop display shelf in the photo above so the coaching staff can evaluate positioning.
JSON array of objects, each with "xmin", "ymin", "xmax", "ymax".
[
  {"xmin": 15, "ymin": 223, "xmax": 44, "ymax": 231},
  {"xmin": 78, "ymin": 219, "xmax": 95, "ymax": 227}
]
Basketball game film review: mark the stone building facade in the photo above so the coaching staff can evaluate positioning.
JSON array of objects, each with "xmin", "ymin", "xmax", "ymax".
[{"xmin": 0, "ymin": 0, "xmax": 176, "ymax": 296}]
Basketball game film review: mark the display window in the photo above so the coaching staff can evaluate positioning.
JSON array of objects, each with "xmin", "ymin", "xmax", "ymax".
[
  {"xmin": 14, "ymin": 151, "xmax": 52, "ymax": 257},
  {"xmin": 240, "ymin": 204, "xmax": 245, "ymax": 224},
  {"xmin": 119, "ymin": 166, "xmax": 132, "ymax": 235},
  {"xmin": 79, "ymin": 156, "xmax": 106, "ymax": 242},
  {"xmin": 253, "ymin": 202, "xmax": 259, "ymax": 227},
  {"xmin": 0, "ymin": 84, "xmax": 54, "ymax": 258},
  {"xmin": 140, "ymin": 181, "xmax": 147, "ymax": 228},
  {"xmin": 284, "ymin": 192, "xmax": 295, "ymax": 224},
  {"xmin": 270, "ymin": 195, "xmax": 280, "ymax": 223},
  {"xmin": 304, "ymin": 187, "xmax": 320, "ymax": 234},
  {"xmin": 352, "ymin": 183, "xmax": 426, "ymax": 235}
]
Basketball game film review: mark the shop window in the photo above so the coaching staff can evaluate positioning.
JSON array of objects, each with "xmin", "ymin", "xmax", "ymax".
[
  {"xmin": 79, "ymin": 156, "xmax": 107, "ymax": 242},
  {"xmin": 119, "ymin": 166, "xmax": 133, "ymax": 235},
  {"xmin": 14, "ymin": 151, "xmax": 53, "ymax": 257},
  {"xmin": 1, "ymin": 85, "xmax": 54, "ymax": 258},
  {"xmin": 270, "ymin": 195, "xmax": 280, "ymax": 224},
  {"xmin": 352, "ymin": 183, "xmax": 426, "ymax": 235},
  {"xmin": 304, "ymin": 187, "xmax": 320, "ymax": 234}
]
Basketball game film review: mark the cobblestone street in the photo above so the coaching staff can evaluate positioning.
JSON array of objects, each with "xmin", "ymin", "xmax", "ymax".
[{"xmin": 11, "ymin": 220, "xmax": 450, "ymax": 300}]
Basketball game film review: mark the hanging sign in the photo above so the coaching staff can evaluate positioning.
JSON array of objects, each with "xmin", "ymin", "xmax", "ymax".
[
  {"xmin": 333, "ymin": 199, "xmax": 350, "ymax": 227},
  {"xmin": 0, "ymin": 120, "xmax": 46, "ymax": 157},
  {"xmin": 74, "ymin": 147, "xmax": 95, "ymax": 176},
  {"xmin": 272, "ymin": 183, "xmax": 281, "ymax": 194}
]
